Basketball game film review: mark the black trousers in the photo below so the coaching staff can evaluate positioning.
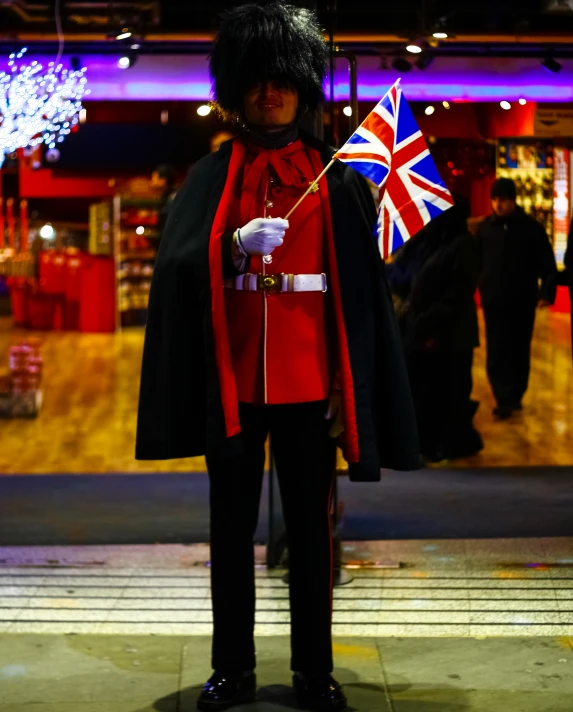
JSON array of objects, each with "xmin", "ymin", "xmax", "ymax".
[
  {"xmin": 407, "ymin": 349, "xmax": 482, "ymax": 461},
  {"xmin": 484, "ymin": 307, "xmax": 536, "ymax": 408},
  {"xmin": 206, "ymin": 401, "xmax": 337, "ymax": 675}
]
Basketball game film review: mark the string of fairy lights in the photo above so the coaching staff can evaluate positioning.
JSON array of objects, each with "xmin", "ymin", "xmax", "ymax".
[{"xmin": 0, "ymin": 48, "xmax": 89, "ymax": 167}]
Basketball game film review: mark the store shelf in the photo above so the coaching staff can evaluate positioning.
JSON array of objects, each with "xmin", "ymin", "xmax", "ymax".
[
  {"xmin": 119, "ymin": 251, "xmax": 157, "ymax": 261},
  {"xmin": 120, "ymin": 198, "xmax": 162, "ymax": 208},
  {"xmin": 117, "ymin": 274, "xmax": 154, "ymax": 281}
]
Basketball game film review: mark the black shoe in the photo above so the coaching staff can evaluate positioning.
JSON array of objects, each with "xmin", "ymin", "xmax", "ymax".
[
  {"xmin": 293, "ymin": 672, "xmax": 347, "ymax": 712},
  {"xmin": 197, "ymin": 671, "xmax": 256, "ymax": 711},
  {"xmin": 493, "ymin": 405, "xmax": 513, "ymax": 420}
]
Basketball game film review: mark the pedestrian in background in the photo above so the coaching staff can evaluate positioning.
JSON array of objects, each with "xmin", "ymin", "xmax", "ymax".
[
  {"xmin": 477, "ymin": 178, "xmax": 557, "ymax": 419},
  {"xmin": 559, "ymin": 220, "xmax": 572, "ymax": 357},
  {"xmin": 387, "ymin": 196, "xmax": 483, "ymax": 462}
]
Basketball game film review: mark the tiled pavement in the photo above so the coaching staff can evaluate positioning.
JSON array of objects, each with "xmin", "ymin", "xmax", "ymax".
[
  {"xmin": 1, "ymin": 540, "xmax": 573, "ymax": 710},
  {"xmin": 1, "ymin": 539, "xmax": 573, "ymax": 637},
  {"xmin": 0, "ymin": 635, "xmax": 572, "ymax": 710}
]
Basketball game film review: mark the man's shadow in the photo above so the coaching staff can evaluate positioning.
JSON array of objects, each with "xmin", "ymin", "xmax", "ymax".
[{"xmin": 134, "ymin": 668, "xmax": 469, "ymax": 711}]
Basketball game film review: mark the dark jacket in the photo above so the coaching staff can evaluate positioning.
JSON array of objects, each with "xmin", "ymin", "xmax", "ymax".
[
  {"xmin": 476, "ymin": 206, "xmax": 558, "ymax": 311},
  {"xmin": 562, "ymin": 222, "xmax": 573, "ymax": 350},
  {"xmin": 135, "ymin": 130, "xmax": 420, "ymax": 481},
  {"xmin": 387, "ymin": 220, "xmax": 480, "ymax": 354}
]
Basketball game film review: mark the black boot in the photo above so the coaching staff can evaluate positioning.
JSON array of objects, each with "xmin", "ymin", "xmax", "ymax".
[
  {"xmin": 196, "ymin": 671, "xmax": 256, "ymax": 711},
  {"xmin": 293, "ymin": 672, "xmax": 347, "ymax": 712}
]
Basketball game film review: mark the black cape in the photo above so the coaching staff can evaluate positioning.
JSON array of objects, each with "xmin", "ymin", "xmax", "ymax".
[{"xmin": 136, "ymin": 130, "xmax": 420, "ymax": 481}]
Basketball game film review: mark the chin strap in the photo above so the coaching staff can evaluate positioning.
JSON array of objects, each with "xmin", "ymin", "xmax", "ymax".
[{"xmin": 242, "ymin": 122, "xmax": 299, "ymax": 150}]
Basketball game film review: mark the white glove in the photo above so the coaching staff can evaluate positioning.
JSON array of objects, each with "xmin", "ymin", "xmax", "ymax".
[{"xmin": 237, "ymin": 217, "xmax": 288, "ymax": 256}]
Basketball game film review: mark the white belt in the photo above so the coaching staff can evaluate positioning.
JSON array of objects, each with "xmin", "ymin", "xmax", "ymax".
[{"xmin": 224, "ymin": 272, "xmax": 327, "ymax": 294}]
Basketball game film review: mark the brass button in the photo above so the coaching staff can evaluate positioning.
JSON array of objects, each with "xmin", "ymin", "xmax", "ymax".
[
  {"xmin": 263, "ymin": 276, "xmax": 275, "ymax": 289},
  {"xmin": 265, "ymin": 200, "xmax": 274, "ymax": 208}
]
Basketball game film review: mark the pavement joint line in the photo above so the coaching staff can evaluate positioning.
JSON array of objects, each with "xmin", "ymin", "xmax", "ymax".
[
  {"xmin": 176, "ymin": 639, "xmax": 187, "ymax": 712},
  {"xmin": 0, "ymin": 606, "xmax": 567, "ymax": 611},
  {"xmin": 0, "ymin": 595, "xmax": 564, "ymax": 600},
  {"xmin": 0, "ymin": 584, "xmax": 562, "ymax": 589},
  {"xmin": 376, "ymin": 639, "xmax": 396, "ymax": 712}
]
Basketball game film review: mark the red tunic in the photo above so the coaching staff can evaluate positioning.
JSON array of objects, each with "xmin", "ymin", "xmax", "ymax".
[{"xmin": 224, "ymin": 138, "xmax": 330, "ymax": 404}]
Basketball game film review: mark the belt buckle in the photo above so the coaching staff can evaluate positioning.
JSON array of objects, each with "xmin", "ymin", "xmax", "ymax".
[{"xmin": 258, "ymin": 273, "xmax": 281, "ymax": 294}]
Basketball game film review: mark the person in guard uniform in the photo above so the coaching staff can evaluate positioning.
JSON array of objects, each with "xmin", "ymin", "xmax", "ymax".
[{"xmin": 136, "ymin": 3, "xmax": 419, "ymax": 710}]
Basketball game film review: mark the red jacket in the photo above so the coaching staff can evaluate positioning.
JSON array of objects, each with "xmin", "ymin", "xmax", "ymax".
[{"xmin": 224, "ymin": 138, "xmax": 330, "ymax": 404}]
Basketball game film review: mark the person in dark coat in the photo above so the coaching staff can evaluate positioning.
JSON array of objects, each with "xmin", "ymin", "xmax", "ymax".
[
  {"xmin": 476, "ymin": 178, "xmax": 558, "ymax": 419},
  {"xmin": 151, "ymin": 164, "xmax": 177, "ymax": 241},
  {"xmin": 386, "ymin": 196, "xmax": 483, "ymax": 462},
  {"xmin": 561, "ymin": 221, "xmax": 573, "ymax": 353},
  {"xmin": 135, "ymin": 3, "xmax": 419, "ymax": 711}
]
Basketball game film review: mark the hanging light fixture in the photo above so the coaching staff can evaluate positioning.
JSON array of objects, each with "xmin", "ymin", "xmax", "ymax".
[
  {"xmin": 406, "ymin": 42, "xmax": 423, "ymax": 54},
  {"xmin": 0, "ymin": 48, "xmax": 88, "ymax": 167}
]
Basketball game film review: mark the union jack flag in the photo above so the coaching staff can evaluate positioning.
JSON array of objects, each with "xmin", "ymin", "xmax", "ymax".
[{"xmin": 333, "ymin": 80, "xmax": 454, "ymax": 259}]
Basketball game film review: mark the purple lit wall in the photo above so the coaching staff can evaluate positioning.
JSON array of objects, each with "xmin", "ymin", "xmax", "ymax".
[{"xmin": 11, "ymin": 54, "xmax": 573, "ymax": 103}]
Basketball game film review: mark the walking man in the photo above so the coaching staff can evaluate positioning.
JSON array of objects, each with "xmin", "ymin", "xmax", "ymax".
[{"xmin": 477, "ymin": 178, "xmax": 557, "ymax": 419}]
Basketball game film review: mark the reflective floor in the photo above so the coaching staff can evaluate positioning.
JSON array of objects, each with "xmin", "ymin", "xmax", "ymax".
[{"xmin": 0, "ymin": 308, "xmax": 571, "ymax": 474}]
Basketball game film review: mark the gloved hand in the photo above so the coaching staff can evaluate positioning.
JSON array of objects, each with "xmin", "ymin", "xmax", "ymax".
[{"xmin": 238, "ymin": 217, "xmax": 289, "ymax": 256}]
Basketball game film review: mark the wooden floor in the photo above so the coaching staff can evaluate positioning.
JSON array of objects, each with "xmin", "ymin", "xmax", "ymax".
[{"xmin": 0, "ymin": 310, "xmax": 571, "ymax": 475}]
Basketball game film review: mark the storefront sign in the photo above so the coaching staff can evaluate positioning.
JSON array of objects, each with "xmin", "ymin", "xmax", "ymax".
[
  {"xmin": 553, "ymin": 147, "xmax": 570, "ymax": 266},
  {"xmin": 535, "ymin": 108, "xmax": 573, "ymax": 137}
]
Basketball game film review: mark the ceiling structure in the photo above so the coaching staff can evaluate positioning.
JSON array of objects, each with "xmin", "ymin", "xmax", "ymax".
[{"xmin": 1, "ymin": 0, "xmax": 573, "ymax": 56}]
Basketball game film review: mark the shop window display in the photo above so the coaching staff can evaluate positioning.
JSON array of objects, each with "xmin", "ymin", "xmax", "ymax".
[{"xmin": 497, "ymin": 139, "xmax": 570, "ymax": 266}]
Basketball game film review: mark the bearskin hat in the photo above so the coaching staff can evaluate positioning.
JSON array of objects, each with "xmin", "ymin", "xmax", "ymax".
[{"xmin": 209, "ymin": 1, "xmax": 329, "ymax": 116}]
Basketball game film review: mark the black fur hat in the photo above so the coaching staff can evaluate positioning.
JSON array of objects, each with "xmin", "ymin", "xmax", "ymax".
[{"xmin": 209, "ymin": 1, "xmax": 328, "ymax": 116}]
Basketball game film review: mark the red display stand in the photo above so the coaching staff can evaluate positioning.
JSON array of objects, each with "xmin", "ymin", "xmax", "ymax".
[
  {"xmin": 27, "ymin": 292, "xmax": 63, "ymax": 331},
  {"xmin": 79, "ymin": 256, "xmax": 116, "ymax": 333},
  {"xmin": 550, "ymin": 286, "xmax": 571, "ymax": 315},
  {"xmin": 10, "ymin": 250, "xmax": 116, "ymax": 333},
  {"xmin": 6, "ymin": 277, "xmax": 33, "ymax": 327}
]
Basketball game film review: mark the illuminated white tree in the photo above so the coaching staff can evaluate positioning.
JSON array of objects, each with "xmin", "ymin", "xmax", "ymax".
[{"xmin": 0, "ymin": 48, "xmax": 88, "ymax": 167}]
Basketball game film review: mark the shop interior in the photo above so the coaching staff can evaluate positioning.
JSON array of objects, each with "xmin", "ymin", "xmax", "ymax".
[{"xmin": 0, "ymin": 96, "xmax": 571, "ymax": 475}]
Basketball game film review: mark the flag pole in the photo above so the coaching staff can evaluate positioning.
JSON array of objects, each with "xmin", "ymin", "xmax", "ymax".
[{"xmin": 283, "ymin": 159, "xmax": 336, "ymax": 220}]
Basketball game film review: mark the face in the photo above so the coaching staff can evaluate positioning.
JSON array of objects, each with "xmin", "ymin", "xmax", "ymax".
[
  {"xmin": 492, "ymin": 197, "xmax": 516, "ymax": 218},
  {"xmin": 243, "ymin": 81, "xmax": 299, "ymax": 128},
  {"xmin": 150, "ymin": 171, "xmax": 167, "ymax": 190}
]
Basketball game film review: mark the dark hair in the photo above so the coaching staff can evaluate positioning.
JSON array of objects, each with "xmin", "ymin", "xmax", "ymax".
[
  {"xmin": 155, "ymin": 164, "xmax": 176, "ymax": 188},
  {"xmin": 209, "ymin": 1, "xmax": 328, "ymax": 116},
  {"xmin": 491, "ymin": 177, "xmax": 517, "ymax": 201}
]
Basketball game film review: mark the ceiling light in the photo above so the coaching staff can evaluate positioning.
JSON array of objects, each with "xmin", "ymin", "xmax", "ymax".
[
  {"xmin": 519, "ymin": 98, "xmax": 527, "ymax": 105},
  {"xmin": 442, "ymin": 100, "xmax": 451, "ymax": 109},
  {"xmin": 424, "ymin": 105, "xmax": 435, "ymax": 116},
  {"xmin": 136, "ymin": 226, "xmax": 145, "ymax": 235},
  {"xmin": 197, "ymin": 104, "xmax": 211, "ymax": 116},
  {"xmin": 433, "ymin": 31, "xmax": 448, "ymax": 39},
  {"xmin": 116, "ymin": 28, "xmax": 132, "ymax": 40},
  {"xmin": 118, "ymin": 52, "xmax": 137, "ymax": 70},
  {"xmin": 542, "ymin": 55, "xmax": 562, "ymax": 74},
  {"xmin": 342, "ymin": 106, "xmax": 352, "ymax": 117},
  {"xmin": 500, "ymin": 100, "xmax": 511, "ymax": 110},
  {"xmin": 391, "ymin": 57, "xmax": 413, "ymax": 73},
  {"xmin": 406, "ymin": 43, "xmax": 423, "ymax": 54},
  {"xmin": 130, "ymin": 43, "xmax": 141, "ymax": 50},
  {"xmin": 40, "ymin": 223, "xmax": 55, "ymax": 240}
]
